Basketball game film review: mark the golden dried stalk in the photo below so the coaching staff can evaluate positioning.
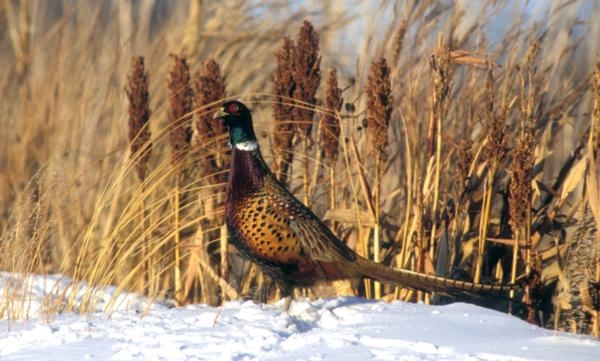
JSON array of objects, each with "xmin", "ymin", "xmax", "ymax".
[
  {"xmin": 508, "ymin": 41, "xmax": 540, "ymax": 315},
  {"xmin": 125, "ymin": 56, "xmax": 152, "ymax": 182},
  {"xmin": 476, "ymin": 69, "xmax": 506, "ymax": 284},
  {"xmin": 193, "ymin": 59, "xmax": 230, "ymax": 299},
  {"xmin": 510, "ymin": 41, "xmax": 540, "ymax": 235},
  {"xmin": 125, "ymin": 55, "xmax": 153, "ymax": 294},
  {"xmin": 427, "ymin": 38, "xmax": 451, "ymax": 298},
  {"xmin": 365, "ymin": 57, "xmax": 392, "ymax": 299},
  {"xmin": 167, "ymin": 53, "xmax": 194, "ymax": 305}
]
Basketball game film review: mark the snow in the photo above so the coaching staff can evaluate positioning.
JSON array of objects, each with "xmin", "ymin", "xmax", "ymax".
[{"xmin": 1, "ymin": 274, "xmax": 600, "ymax": 361}]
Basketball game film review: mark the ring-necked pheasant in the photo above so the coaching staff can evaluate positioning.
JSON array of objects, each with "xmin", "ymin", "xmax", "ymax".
[{"xmin": 214, "ymin": 99, "xmax": 519, "ymax": 309}]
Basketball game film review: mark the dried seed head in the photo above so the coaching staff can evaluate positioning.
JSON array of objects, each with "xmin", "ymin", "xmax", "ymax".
[
  {"xmin": 509, "ymin": 42, "xmax": 539, "ymax": 235},
  {"xmin": 525, "ymin": 41, "xmax": 540, "ymax": 74},
  {"xmin": 194, "ymin": 59, "xmax": 227, "ymax": 139},
  {"xmin": 431, "ymin": 48, "xmax": 451, "ymax": 98},
  {"xmin": 293, "ymin": 20, "xmax": 321, "ymax": 138},
  {"xmin": 126, "ymin": 56, "xmax": 152, "ymax": 181},
  {"xmin": 320, "ymin": 67, "xmax": 343, "ymax": 164},
  {"xmin": 509, "ymin": 126, "xmax": 536, "ymax": 233},
  {"xmin": 273, "ymin": 36, "xmax": 296, "ymax": 181},
  {"xmin": 193, "ymin": 59, "xmax": 228, "ymax": 182},
  {"xmin": 455, "ymin": 139, "xmax": 473, "ymax": 195},
  {"xmin": 392, "ymin": 20, "xmax": 408, "ymax": 68},
  {"xmin": 520, "ymin": 41, "xmax": 540, "ymax": 127},
  {"xmin": 485, "ymin": 67, "xmax": 495, "ymax": 115},
  {"xmin": 483, "ymin": 70, "xmax": 507, "ymax": 170},
  {"xmin": 167, "ymin": 53, "xmax": 194, "ymax": 166},
  {"xmin": 366, "ymin": 57, "xmax": 392, "ymax": 162},
  {"xmin": 273, "ymin": 36, "xmax": 295, "ymax": 140},
  {"xmin": 429, "ymin": 46, "xmax": 451, "ymax": 157}
]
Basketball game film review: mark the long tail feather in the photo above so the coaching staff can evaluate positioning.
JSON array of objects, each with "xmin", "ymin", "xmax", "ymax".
[{"xmin": 355, "ymin": 257, "xmax": 520, "ymax": 297}]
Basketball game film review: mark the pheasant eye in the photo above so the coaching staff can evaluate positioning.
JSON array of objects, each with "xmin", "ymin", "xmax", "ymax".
[{"xmin": 227, "ymin": 103, "xmax": 240, "ymax": 113}]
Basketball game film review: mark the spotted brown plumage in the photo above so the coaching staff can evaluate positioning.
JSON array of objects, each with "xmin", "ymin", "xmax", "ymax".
[{"xmin": 214, "ymin": 100, "xmax": 520, "ymax": 308}]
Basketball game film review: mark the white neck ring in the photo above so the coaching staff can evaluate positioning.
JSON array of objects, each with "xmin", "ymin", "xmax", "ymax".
[{"xmin": 233, "ymin": 140, "xmax": 259, "ymax": 151}]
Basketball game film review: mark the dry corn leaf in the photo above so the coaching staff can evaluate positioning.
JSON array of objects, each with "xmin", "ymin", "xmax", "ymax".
[
  {"xmin": 422, "ymin": 156, "xmax": 436, "ymax": 200},
  {"xmin": 423, "ymin": 253, "xmax": 436, "ymax": 275},
  {"xmin": 533, "ymin": 179, "xmax": 556, "ymax": 198},
  {"xmin": 532, "ymin": 179, "xmax": 543, "ymax": 199},
  {"xmin": 540, "ymin": 242, "xmax": 568, "ymax": 262},
  {"xmin": 542, "ymin": 261, "xmax": 560, "ymax": 282},
  {"xmin": 586, "ymin": 152, "xmax": 600, "ymax": 231},
  {"xmin": 448, "ymin": 50, "xmax": 500, "ymax": 68},
  {"xmin": 558, "ymin": 156, "xmax": 587, "ymax": 204},
  {"xmin": 555, "ymin": 268, "xmax": 573, "ymax": 310},
  {"xmin": 459, "ymin": 236, "xmax": 476, "ymax": 264},
  {"xmin": 349, "ymin": 138, "xmax": 375, "ymax": 217},
  {"xmin": 461, "ymin": 215, "xmax": 471, "ymax": 234},
  {"xmin": 487, "ymin": 237, "xmax": 522, "ymax": 247},
  {"xmin": 532, "ymin": 149, "xmax": 553, "ymax": 177},
  {"xmin": 323, "ymin": 209, "xmax": 376, "ymax": 227}
]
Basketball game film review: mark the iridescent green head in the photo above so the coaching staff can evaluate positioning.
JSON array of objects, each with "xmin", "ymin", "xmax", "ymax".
[{"xmin": 213, "ymin": 100, "xmax": 258, "ymax": 151}]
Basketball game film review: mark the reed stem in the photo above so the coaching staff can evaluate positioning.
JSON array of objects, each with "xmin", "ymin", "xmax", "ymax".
[
  {"xmin": 173, "ymin": 176, "xmax": 182, "ymax": 304},
  {"xmin": 475, "ymin": 172, "xmax": 494, "ymax": 283},
  {"xmin": 373, "ymin": 155, "xmax": 382, "ymax": 299},
  {"xmin": 328, "ymin": 166, "xmax": 336, "ymax": 228},
  {"xmin": 508, "ymin": 229, "xmax": 520, "ymax": 314},
  {"xmin": 219, "ymin": 224, "xmax": 228, "ymax": 302},
  {"xmin": 139, "ymin": 187, "xmax": 149, "ymax": 295}
]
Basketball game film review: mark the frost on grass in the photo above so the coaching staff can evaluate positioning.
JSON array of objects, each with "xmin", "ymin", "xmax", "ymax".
[{"xmin": 0, "ymin": 273, "xmax": 161, "ymax": 320}]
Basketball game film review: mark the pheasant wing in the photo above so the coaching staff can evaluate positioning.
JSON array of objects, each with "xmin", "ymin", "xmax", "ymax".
[{"xmin": 265, "ymin": 177, "xmax": 357, "ymax": 263}]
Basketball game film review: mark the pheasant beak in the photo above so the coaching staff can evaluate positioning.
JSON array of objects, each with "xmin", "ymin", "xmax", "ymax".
[{"xmin": 213, "ymin": 107, "xmax": 229, "ymax": 120}]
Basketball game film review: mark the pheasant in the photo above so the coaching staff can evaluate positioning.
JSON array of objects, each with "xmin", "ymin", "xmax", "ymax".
[{"xmin": 214, "ymin": 99, "xmax": 520, "ymax": 308}]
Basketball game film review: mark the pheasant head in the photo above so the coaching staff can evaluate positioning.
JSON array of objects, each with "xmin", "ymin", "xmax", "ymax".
[{"xmin": 213, "ymin": 100, "xmax": 258, "ymax": 151}]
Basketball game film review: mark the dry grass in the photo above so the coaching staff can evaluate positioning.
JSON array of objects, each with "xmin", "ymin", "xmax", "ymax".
[{"xmin": 1, "ymin": 1, "xmax": 600, "ymax": 337}]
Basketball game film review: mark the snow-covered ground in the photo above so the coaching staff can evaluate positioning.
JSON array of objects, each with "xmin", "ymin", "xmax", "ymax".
[{"xmin": 1, "ymin": 274, "xmax": 599, "ymax": 361}]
